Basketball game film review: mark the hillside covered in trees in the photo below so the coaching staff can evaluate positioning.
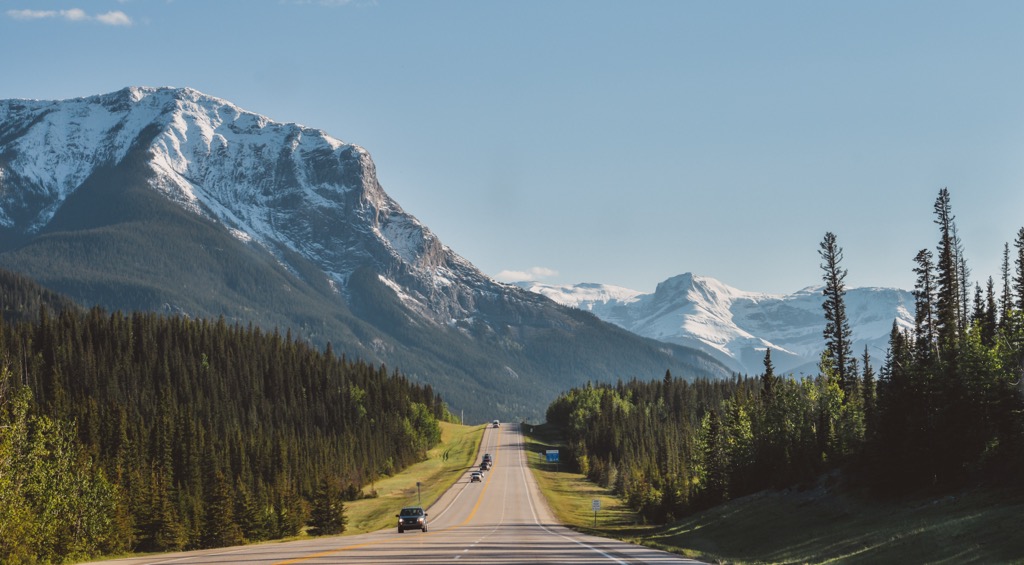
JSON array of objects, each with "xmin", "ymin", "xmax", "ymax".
[
  {"xmin": 546, "ymin": 189, "xmax": 1024, "ymax": 522},
  {"xmin": 0, "ymin": 285, "xmax": 452, "ymax": 563}
]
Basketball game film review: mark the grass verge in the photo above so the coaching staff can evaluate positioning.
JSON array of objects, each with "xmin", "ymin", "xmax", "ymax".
[
  {"xmin": 640, "ymin": 482, "xmax": 1024, "ymax": 564},
  {"xmin": 343, "ymin": 421, "xmax": 484, "ymax": 535},
  {"xmin": 522, "ymin": 423, "xmax": 653, "ymax": 533},
  {"xmin": 523, "ymin": 424, "xmax": 1024, "ymax": 564},
  {"xmin": 79, "ymin": 422, "xmax": 484, "ymax": 563}
]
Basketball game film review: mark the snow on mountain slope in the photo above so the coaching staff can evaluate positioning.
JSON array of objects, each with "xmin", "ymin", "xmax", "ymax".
[
  {"xmin": 0, "ymin": 86, "xmax": 487, "ymax": 322},
  {"xmin": 0, "ymin": 86, "xmax": 739, "ymax": 422},
  {"xmin": 523, "ymin": 273, "xmax": 915, "ymax": 376}
]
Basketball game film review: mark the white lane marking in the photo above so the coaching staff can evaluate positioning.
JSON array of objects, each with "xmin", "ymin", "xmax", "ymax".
[
  {"xmin": 514, "ymin": 425, "xmax": 629, "ymax": 565},
  {"xmin": 430, "ymin": 424, "xmax": 499, "ymax": 523}
]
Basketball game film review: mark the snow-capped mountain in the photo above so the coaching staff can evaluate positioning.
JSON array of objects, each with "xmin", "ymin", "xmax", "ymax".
[
  {"xmin": 0, "ymin": 87, "xmax": 730, "ymax": 421},
  {"xmin": 0, "ymin": 86, "xmax": 485, "ymax": 322},
  {"xmin": 523, "ymin": 273, "xmax": 915, "ymax": 376}
]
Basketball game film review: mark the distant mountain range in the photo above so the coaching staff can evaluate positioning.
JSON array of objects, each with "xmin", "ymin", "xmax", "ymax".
[
  {"xmin": 0, "ymin": 86, "xmax": 729, "ymax": 422},
  {"xmin": 521, "ymin": 273, "xmax": 915, "ymax": 376}
]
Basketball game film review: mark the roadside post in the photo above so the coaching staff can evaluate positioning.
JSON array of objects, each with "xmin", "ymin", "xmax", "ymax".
[
  {"xmin": 592, "ymin": 499, "xmax": 600, "ymax": 527},
  {"xmin": 417, "ymin": 481, "xmax": 422, "ymax": 506}
]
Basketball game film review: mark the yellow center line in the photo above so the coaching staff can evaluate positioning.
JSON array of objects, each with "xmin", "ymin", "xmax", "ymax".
[{"xmin": 273, "ymin": 425, "xmax": 503, "ymax": 564}]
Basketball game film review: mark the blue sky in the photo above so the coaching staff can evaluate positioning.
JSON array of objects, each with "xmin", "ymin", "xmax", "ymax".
[{"xmin": 3, "ymin": 1, "xmax": 1024, "ymax": 294}]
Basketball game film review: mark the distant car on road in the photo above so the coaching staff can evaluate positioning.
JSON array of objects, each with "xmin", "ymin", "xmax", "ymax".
[
  {"xmin": 480, "ymin": 460, "xmax": 491, "ymax": 471},
  {"xmin": 470, "ymin": 471, "xmax": 482, "ymax": 482},
  {"xmin": 396, "ymin": 506, "xmax": 427, "ymax": 533},
  {"xmin": 482, "ymin": 453, "xmax": 493, "ymax": 467},
  {"xmin": 492, "ymin": 419, "xmax": 500, "ymax": 428}
]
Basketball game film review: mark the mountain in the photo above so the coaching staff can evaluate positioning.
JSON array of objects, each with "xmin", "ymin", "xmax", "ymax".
[
  {"xmin": 0, "ymin": 87, "xmax": 730, "ymax": 422},
  {"xmin": 521, "ymin": 273, "xmax": 915, "ymax": 376}
]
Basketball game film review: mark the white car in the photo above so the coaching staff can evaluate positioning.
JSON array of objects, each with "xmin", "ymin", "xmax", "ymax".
[{"xmin": 470, "ymin": 471, "xmax": 483, "ymax": 483}]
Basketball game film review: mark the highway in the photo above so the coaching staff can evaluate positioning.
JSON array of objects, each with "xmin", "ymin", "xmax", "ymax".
[{"xmin": 92, "ymin": 423, "xmax": 702, "ymax": 564}]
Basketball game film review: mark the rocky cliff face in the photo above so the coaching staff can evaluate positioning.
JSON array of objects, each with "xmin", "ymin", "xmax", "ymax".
[
  {"xmin": 0, "ymin": 87, "xmax": 730, "ymax": 422},
  {"xmin": 0, "ymin": 87, "xmax": 509, "ymax": 322}
]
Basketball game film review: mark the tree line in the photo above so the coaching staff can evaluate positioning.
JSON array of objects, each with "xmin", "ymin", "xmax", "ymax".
[
  {"xmin": 546, "ymin": 188, "xmax": 1024, "ymax": 522},
  {"xmin": 0, "ymin": 294, "xmax": 452, "ymax": 563}
]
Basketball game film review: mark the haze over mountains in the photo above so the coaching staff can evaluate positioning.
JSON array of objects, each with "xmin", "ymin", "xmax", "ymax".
[
  {"xmin": 0, "ymin": 86, "xmax": 917, "ymax": 421},
  {"xmin": 0, "ymin": 86, "xmax": 730, "ymax": 422},
  {"xmin": 521, "ymin": 274, "xmax": 915, "ymax": 377}
]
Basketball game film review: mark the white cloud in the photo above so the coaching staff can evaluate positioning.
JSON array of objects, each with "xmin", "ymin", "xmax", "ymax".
[
  {"xmin": 495, "ymin": 266, "xmax": 559, "ymax": 283},
  {"xmin": 7, "ymin": 9, "xmax": 58, "ymax": 19},
  {"xmin": 6, "ymin": 8, "xmax": 133, "ymax": 26},
  {"xmin": 62, "ymin": 8, "xmax": 88, "ymax": 21},
  {"xmin": 95, "ymin": 11, "xmax": 132, "ymax": 26}
]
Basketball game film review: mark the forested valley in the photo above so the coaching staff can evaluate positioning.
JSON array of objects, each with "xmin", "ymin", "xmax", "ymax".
[
  {"xmin": 0, "ymin": 273, "xmax": 452, "ymax": 563},
  {"xmin": 546, "ymin": 188, "xmax": 1024, "ymax": 523}
]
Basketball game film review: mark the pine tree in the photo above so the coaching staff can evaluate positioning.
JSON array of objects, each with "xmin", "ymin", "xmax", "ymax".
[
  {"xmin": 972, "ymin": 283, "xmax": 985, "ymax": 329},
  {"xmin": 933, "ymin": 188, "xmax": 961, "ymax": 362},
  {"xmin": 955, "ymin": 224, "xmax": 972, "ymax": 331},
  {"xmin": 861, "ymin": 345, "xmax": 876, "ymax": 424},
  {"xmin": 699, "ymin": 410, "xmax": 728, "ymax": 504},
  {"xmin": 760, "ymin": 348, "xmax": 776, "ymax": 401},
  {"xmin": 819, "ymin": 232, "xmax": 856, "ymax": 397},
  {"xmin": 1000, "ymin": 242, "xmax": 1014, "ymax": 326},
  {"xmin": 912, "ymin": 249, "xmax": 937, "ymax": 366},
  {"xmin": 983, "ymin": 277, "xmax": 999, "ymax": 346},
  {"xmin": 201, "ymin": 467, "xmax": 243, "ymax": 549},
  {"xmin": 309, "ymin": 476, "xmax": 347, "ymax": 536},
  {"xmin": 1015, "ymin": 227, "xmax": 1024, "ymax": 310},
  {"xmin": 871, "ymin": 320, "xmax": 917, "ymax": 488}
]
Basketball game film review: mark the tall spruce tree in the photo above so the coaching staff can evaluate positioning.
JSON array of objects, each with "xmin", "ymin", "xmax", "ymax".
[
  {"xmin": 955, "ymin": 224, "xmax": 972, "ymax": 331},
  {"xmin": 913, "ymin": 249, "xmax": 937, "ymax": 366},
  {"xmin": 819, "ymin": 232, "xmax": 856, "ymax": 397},
  {"xmin": 873, "ymin": 320, "xmax": 918, "ymax": 487},
  {"xmin": 983, "ymin": 277, "xmax": 998, "ymax": 346},
  {"xmin": 760, "ymin": 348, "xmax": 776, "ymax": 401},
  {"xmin": 1015, "ymin": 227, "xmax": 1024, "ymax": 310},
  {"xmin": 309, "ymin": 477, "xmax": 346, "ymax": 536},
  {"xmin": 933, "ymin": 188, "xmax": 961, "ymax": 363},
  {"xmin": 861, "ymin": 345, "xmax": 876, "ymax": 425},
  {"xmin": 972, "ymin": 283, "xmax": 985, "ymax": 330},
  {"xmin": 1001, "ymin": 242, "xmax": 1013, "ymax": 326}
]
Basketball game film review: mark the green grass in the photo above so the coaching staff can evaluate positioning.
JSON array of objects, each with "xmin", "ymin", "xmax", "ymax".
[
  {"xmin": 78, "ymin": 422, "xmax": 484, "ymax": 563},
  {"xmin": 639, "ymin": 483, "xmax": 1024, "ymax": 564},
  {"xmin": 343, "ymin": 421, "xmax": 483, "ymax": 534},
  {"xmin": 522, "ymin": 423, "xmax": 650, "ymax": 533},
  {"xmin": 522, "ymin": 424, "xmax": 1024, "ymax": 564}
]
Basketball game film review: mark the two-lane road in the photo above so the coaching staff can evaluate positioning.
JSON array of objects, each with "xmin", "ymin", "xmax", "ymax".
[{"xmin": 94, "ymin": 423, "xmax": 702, "ymax": 564}]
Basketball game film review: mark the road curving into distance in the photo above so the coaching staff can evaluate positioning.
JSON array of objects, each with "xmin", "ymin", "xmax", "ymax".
[{"xmin": 90, "ymin": 423, "xmax": 703, "ymax": 564}]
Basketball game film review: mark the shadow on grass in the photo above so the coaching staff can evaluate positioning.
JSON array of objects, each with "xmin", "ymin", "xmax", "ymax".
[
  {"xmin": 522, "ymin": 423, "xmax": 651, "ymax": 533},
  {"xmin": 640, "ymin": 486, "xmax": 1024, "ymax": 564}
]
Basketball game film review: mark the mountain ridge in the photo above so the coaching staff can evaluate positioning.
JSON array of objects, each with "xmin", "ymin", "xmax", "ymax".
[
  {"xmin": 521, "ymin": 273, "xmax": 915, "ymax": 376},
  {"xmin": 0, "ymin": 86, "xmax": 731, "ymax": 422}
]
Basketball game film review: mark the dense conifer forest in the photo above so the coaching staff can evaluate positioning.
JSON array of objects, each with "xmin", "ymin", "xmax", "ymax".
[
  {"xmin": 0, "ymin": 279, "xmax": 452, "ymax": 563},
  {"xmin": 546, "ymin": 189, "xmax": 1024, "ymax": 522}
]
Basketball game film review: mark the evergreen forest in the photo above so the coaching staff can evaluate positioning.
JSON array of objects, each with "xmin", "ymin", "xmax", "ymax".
[
  {"xmin": 546, "ymin": 188, "xmax": 1024, "ymax": 522},
  {"xmin": 0, "ymin": 279, "xmax": 451, "ymax": 563}
]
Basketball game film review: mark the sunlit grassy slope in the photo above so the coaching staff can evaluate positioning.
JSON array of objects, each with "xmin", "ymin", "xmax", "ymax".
[
  {"xmin": 343, "ymin": 421, "xmax": 483, "ymax": 535},
  {"xmin": 524, "ymin": 424, "xmax": 1024, "ymax": 564}
]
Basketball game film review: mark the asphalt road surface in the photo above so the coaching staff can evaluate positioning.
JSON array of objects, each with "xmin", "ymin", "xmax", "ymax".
[{"xmin": 92, "ymin": 423, "xmax": 702, "ymax": 564}]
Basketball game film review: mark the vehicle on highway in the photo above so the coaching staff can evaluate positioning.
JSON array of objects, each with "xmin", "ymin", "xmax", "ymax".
[
  {"xmin": 396, "ymin": 506, "xmax": 428, "ymax": 533},
  {"xmin": 470, "ymin": 471, "xmax": 482, "ymax": 482},
  {"xmin": 493, "ymin": 419, "xmax": 500, "ymax": 428},
  {"xmin": 483, "ymin": 453, "xmax": 493, "ymax": 466},
  {"xmin": 480, "ymin": 460, "xmax": 491, "ymax": 471}
]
